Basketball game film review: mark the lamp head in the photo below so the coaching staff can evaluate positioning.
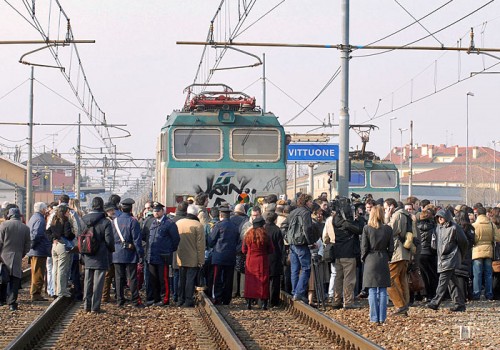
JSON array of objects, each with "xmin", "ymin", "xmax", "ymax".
[{"xmin": 467, "ymin": 92, "xmax": 474, "ymax": 97}]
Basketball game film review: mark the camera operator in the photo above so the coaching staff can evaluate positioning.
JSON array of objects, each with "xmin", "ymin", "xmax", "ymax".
[{"xmin": 331, "ymin": 197, "xmax": 365, "ymax": 309}]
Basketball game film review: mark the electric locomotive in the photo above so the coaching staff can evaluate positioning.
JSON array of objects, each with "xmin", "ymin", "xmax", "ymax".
[{"xmin": 154, "ymin": 84, "xmax": 287, "ymax": 211}]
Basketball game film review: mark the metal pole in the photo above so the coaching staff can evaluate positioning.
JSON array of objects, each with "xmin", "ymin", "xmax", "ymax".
[
  {"xmin": 409, "ymin": 121, "xmax": 413, "ymax": 198},
  {"xmin": 466, "ymin": 92, "xmax": 474, "ymax": 206},
  {"xmin": 262, "ymin": 53, "xmax": 266, "ymax": 115},
  {"xmin": 338, "ymin": 0, "xmax": 350, "ymax": 197},
  {"xmin": 308, "ymin": 163, "xmax": 314, "ymax": 196},
  {"xmin": 494, "ymin": 141, "xmax": 497, "ymax": 202},
  {"xmin": 75, "ymin": 114, "xmax": 81, "ymax": 202},
  {"xmin": 294, "ymin": 162, "xmax": 297, "ymax": 199},
  {"xmin": 390, "ymin": 117, "xmax": 397, "ymax": 162},
  {"xmin": 398, "ymin": 128, "xmax": 407, "ymax": 201},
  {"xmin": 26, "ymin": 66, "xmax": 34, "ymax": 220}
]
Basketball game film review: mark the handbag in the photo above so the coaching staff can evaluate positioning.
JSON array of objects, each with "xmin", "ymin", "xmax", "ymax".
[
  {"xmin": 235, "ymin": 253, "xmax": 246, "ymax": 274},
  {"xmin": 407, "ymin": 263, "xmax": 425, "ymax": 292},
  {"xmin": 61, "ymin": 236, "xmax": 76, "ymax": 252},
  {"xmin": 322, "ymin": 243, "xmax": 335, "ymax": 263}
]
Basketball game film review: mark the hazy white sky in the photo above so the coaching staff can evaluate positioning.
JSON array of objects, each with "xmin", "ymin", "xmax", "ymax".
[{"xmin": 1, "ymin": 0, "xmax": 500, "ymax": 181}]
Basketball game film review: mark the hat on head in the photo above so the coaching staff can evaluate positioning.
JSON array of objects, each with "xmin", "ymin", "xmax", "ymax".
[
  {"xmin": 234, "ymin": 204, "xmax": 246, "ymax": 215},
  {"xmin": 219, "ymin": 202, "xmax": 232, "ymax": 213},
  {"xmin": 152, "ymin": 202, "xmax": 165, "ymax": 211},
  {"xmin": 7, "ymin": 207, "xmax": 21, "ymax": 219},
  {"xmin": 121, "ymin": 198, "xmax": 135, "ymax": 206},
  {"xmin": 252, "ymin": 216, "xmax": 265, "ymax": 228},
  {"xmin": 187, "ymin": 204, "xmax": 199, "ymax": 216},
  {"xmin": 104, "ymin": 202, "xmax": 116, "ymax": 211},
  {"xmin": 265, "ymin": 203, "xmax": 276, "ymax": 213}
]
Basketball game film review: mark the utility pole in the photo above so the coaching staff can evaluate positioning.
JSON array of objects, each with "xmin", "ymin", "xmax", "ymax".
[
  {"xmin": 409, "ymin": 120, "xmax": 413, "ymax": 197},
  {"xmin": 75, "ymin": 114, "xmax": 81, "ymax": 202},
  {"xmin": 308, "ymin": 163, "xmax": 314, "ymax": 196},
  {"xmin": 338, "ymin": 0, "xmax": 350, "ymax": 197},
  {"xmin": 262, "ymin": 53, "xmax": 266, "ymax": 115},
  {"xmin": 26, "ymin": 66, "xmax": 34, "ymax": 220}
]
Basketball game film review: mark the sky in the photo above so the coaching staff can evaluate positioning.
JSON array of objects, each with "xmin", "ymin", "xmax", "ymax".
[{"xmin": 1, "ymin": 0, "xmax": 500, "ymax": 189}]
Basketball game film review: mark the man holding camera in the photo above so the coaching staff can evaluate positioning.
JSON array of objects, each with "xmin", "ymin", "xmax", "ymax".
[
  {"xmin": 331, "ymin": 197, "xmax": 364, "ymax": 309},
  {"xmin": 112, "ymin": 198, "xmax": 144, "ymax": 308}
]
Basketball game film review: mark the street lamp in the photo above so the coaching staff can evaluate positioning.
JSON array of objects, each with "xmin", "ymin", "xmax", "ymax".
[
  {"xmin": 466, "ymin": 92, "xmax": 474, "ymax": 206},
  {"xmin": 390, "ymin": 117, "xmax": 397, "ymax": 162},
  {"xmin": 398, "ymin": 127, "xmax": 408, "ymax": 200}
]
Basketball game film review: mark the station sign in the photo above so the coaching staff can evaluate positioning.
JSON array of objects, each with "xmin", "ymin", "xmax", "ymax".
[{"xmin": 286, "ymin": 144, "xmax": 339, "ymax": 162}]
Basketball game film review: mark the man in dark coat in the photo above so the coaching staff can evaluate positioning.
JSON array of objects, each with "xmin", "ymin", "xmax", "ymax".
[
  {"xmin": 265, "ymin": 211, "xmax": 283, "ymax": 307},
  {"xmin": 427, "ymin": 209, "xmax": 468, "ymax": 312},
  {"xmin": 27, "ymin": 202, "xmax": 50, "ymax": 302},
  {"xmin": 209, "ymin": 205, "xmax": 240, "ymax": 305},
  {"xmin": 145, "ymin": 202, "xmax": 180, "ymax": 306},
  {"xmin": 112, "ymin": 198, "xmax": 144, "ymax": 307},
  {"xmin": 0, "ymin": 208, "xmax": 31, "ymax": 311},
  {"xmin": 81, "ymin": 197, "xmax": 115, "ymax": 313}
]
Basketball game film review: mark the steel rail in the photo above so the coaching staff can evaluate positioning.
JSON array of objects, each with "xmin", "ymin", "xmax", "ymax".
[
  {"xmin": 5, "ymin": 296, "xmax": 74, "ymax": 350},
  {"xmin": 196, "ymin": 291, "xmax": 246, "ymax": 350},
  {"xmin": 280, "ymin": 292, "xmax": 384, "ymax": 350}
]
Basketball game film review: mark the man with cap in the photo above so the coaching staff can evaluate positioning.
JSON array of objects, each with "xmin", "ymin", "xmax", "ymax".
[
  {"xmin": 81, "ymin": 197, "xmax": 115, "ymax": 313},
  {"xmin": 145, "ymin": 202, "xmax": 180, "ymax": 306},
  {"xmin": 427, "ymin": 208, "xmax": 468, "ymax": 312},
  {"xmin": 0, "ymin": 208, "xmax": 31, "ymax": 311},
  {"xmin": 209, "ymin": 204, "xmax": 240, "ymax": 305},
  {"xmin": 102, "ymin": 202, "xmax": 117, "ymax": 303},
  {"xmin": 112, "ymin": 198, "xmax": 145, "ymax": 307},
  {"xmin": 27, "ymin": 202, "xmax": 50, "ymax": 302}
]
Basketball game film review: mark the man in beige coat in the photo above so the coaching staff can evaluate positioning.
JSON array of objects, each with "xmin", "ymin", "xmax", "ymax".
[
  {"xmin": 175, "ymin": 205, "xmax": 205, "ymax": 307},
  {"xmin": 472, "ymin": 207, "xmax": 500, "ymax": 300},
  {"xmin": 0, "ymin": 208, "xmax": 31, "ymax": 311}
]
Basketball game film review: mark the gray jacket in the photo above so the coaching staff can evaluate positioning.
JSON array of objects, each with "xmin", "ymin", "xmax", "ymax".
[
  {"xmin": 0, "ymin": 218, "xmax": 31, "ymax": 278},
  {"xmin": 432, "ymin": 209, "xmax": 468, "ymax": 273}
]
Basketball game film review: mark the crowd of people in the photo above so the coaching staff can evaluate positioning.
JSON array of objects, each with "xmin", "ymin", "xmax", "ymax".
[{"xmin": 1, "ymin": 192, "xmax": 499, "ymax": 327}]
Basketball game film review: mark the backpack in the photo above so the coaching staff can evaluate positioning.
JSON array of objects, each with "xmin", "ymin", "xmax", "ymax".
[
  {"xmin": 78, "ymin": 225, "xmax": 99, "ymax": 255},
  {"xmin": 286, "ymin": 214, "xmax": 307, "ymax": 245}
]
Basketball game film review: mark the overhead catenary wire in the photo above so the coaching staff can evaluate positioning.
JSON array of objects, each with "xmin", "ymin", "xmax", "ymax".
[
  {"xmin": 0, "ymin": 79, "xmax": 29, "ymax": 102},
  {"xmin": 352, "ymin": 0, "xmax": 494, "ymax": 58}
]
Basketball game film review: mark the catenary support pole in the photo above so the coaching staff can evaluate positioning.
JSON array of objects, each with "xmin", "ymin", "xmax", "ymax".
[
  {"xmin": 76, "ymin": 114, "xmax": 81, "ymax": 202},
  {"xmin": 409, "ymin": 120, "xmax": 413, "ymax": 198},
  {"xmin": 338, "ymin": 0, "xmax": 350, "ymax": 197},
  {"xmin": 26, "ymin": 66, "xmax": 34, "ymax": 220}
]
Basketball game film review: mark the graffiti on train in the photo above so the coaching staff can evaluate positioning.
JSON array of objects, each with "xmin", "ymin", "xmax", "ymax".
[{"xmin": 194, "ymin": 171, "xmax": 257, "ymax": 207}]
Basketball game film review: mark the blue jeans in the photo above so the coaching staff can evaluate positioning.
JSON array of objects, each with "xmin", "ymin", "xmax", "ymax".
[
  {"xmin": 290, "ymin": 245, "xmax": 311, "ymax": 298},
  {"xmin": 472, "ymin": 258, "xmax": 493, "ymax": 299},
  {"xmin": 368, "ymin": 287, "xmax": 388, "ymax": 323}
]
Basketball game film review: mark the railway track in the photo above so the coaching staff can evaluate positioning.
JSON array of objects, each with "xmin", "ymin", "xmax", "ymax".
[{"xmin": 197, "ymin": 291, "xmax": 383, "ymax": 350}]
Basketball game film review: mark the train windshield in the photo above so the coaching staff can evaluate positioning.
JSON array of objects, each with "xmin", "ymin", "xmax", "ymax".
[
  {"xmin": 371, "ymin": 170, "xmax": 398, "ymax": 188},
  {"xmin": 349, "ymin": 170, "xmax": 366, "ymax": 187},
  {"xmin": 173, "ymin": 128, "xmax": 222, "ymax": 160},
  {"xmin": 231, "ymin": 128, "xmax": 280, "ymax": 161}
]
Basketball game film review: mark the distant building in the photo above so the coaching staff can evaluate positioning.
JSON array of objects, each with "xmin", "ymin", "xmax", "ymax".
[
  {"xmin": 386, "ymin": 144, "xmax": 499, "ymax": 206},
  {"xmin": 22, "ymin": 152, "xmax": 76, "ymax": 203},
  {"xmin": 0, "ymin": 156, "xmax": 27, "ymax": 212}
]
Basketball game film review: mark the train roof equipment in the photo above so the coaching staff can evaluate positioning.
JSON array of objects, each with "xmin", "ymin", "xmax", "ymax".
[{"xmin": 183, "ymin": 83, "xmax": 256, "ymax": 112}]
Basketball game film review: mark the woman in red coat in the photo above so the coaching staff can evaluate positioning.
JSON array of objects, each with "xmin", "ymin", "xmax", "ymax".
[{"xmin": 242, "ymin": 216, "xmax": 274, "ymax": 310}]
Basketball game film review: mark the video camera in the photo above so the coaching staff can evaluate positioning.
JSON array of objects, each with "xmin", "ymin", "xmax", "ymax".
[{"xmin": 330, "ymin": 196, "xmax": 353, "ymax": 220}]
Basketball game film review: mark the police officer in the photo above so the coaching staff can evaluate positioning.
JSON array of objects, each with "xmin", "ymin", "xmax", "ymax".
[
  {"xmin": 112, "ymin": 198, "xmax": 144, "ymax": 307},
  {"xmin": 145, "ymin": 202, "xmax": 180, "ymax": 306}
]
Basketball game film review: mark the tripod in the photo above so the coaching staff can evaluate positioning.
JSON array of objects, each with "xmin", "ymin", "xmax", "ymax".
[{"xmin": 311, "ymin": 252, "xmax": 326, "ymax": 310}]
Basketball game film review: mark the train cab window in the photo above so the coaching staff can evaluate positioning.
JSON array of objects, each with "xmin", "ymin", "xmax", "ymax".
[
  {"xmin": 371, "ymin": 170, "xmax": 398, "ymax": 188},
  {"xmin": 231, "ymin": 128, "xmax": 280, "ymax": 161},
  {"xmin": 349, "ymin": 170, "xmax": 366, "ymax": 187},
  {"xmin": 173, "ymin": 128, "xmax": 222, "ymax": 160}
]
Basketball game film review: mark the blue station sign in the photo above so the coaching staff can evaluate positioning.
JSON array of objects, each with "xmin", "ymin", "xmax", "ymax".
[{"xmin": 287, "ymin": 144, "xmax": 339, "ymax": 162}]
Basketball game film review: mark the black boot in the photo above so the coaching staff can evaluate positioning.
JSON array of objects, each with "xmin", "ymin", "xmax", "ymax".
[
  {"xmin": 262, "ymin": 299, "xmax": 268, "ymax": 310},
  {"xmin": 246, "ymin": 298, "xmax": 252, "ymax": 310}
]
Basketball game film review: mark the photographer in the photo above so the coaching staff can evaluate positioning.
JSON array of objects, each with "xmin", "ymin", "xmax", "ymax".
[{"xmin": 331, "ymin": 197, "xmax": 364, "ymax": 309}]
